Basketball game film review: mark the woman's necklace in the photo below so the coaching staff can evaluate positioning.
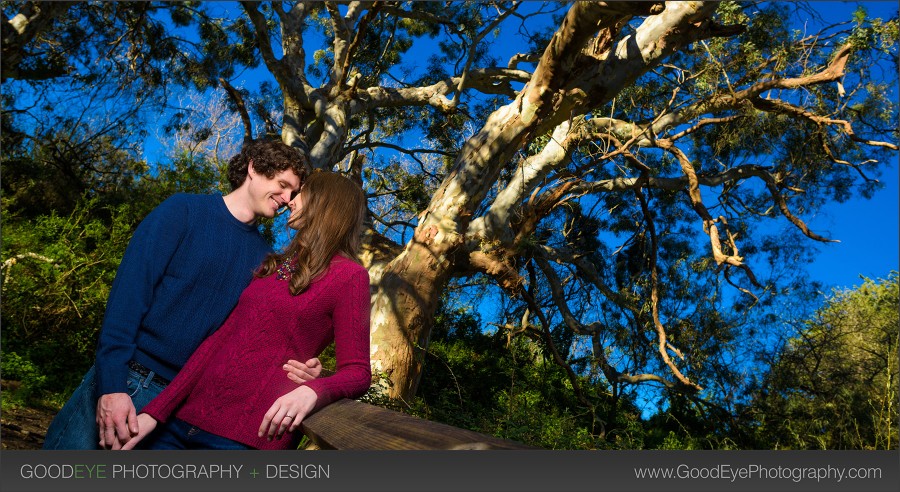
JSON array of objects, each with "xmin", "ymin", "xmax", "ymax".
[{"xmin": 276, "ymin": 257, "xmax": 297, "ymax": 281}]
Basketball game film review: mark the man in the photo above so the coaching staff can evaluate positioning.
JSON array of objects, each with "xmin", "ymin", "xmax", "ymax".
[{"xmin": 44, "ymin": 140, "xmax": 321, "ymax": 450}]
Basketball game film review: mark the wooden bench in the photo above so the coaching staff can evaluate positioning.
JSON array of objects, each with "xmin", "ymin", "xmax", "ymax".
[{"xmin": 300, "ymin": 399, "xmax": 537, "ymax": 450}]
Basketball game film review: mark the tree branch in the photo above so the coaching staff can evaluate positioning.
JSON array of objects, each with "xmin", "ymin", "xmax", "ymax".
[
  {"xmin": 507, "ymin": 52, "xmax": 540, "ymax": 70},
  {"xmin": 342, "ymin": 141, "xmax": 453, "ymax": 162},
  {"xmin": 353, "ymin": 67, "xmax": 531, "ymax": 114},
  {"xmin": 519, "ymin": 265, "xmax": 600, "ymax": 429},
  {"xmin": 538, "ymin": 244, "xmax": 638, "ymax": 314},
  {"xmin": 751, "ymin": 96, "xmax": 899, "ymax": 151},
  {"xmin": 218, "ymin": 78, "xmax": 253, "ymax": 142},
  {"xmin": 377, "ymin": 5, "xmax": 457, "ymax": 27},
  {"xmin": 240, "ymin": 2, "xmax": 283, "ymax": 79},
  {"xmin": 527, "ymin": 2, "xmax": 665, "ymax": 108},
  {"xmin": 757, "ymin": 169, "xmax": 839, "ymax": 243},
  {"xmin": 2, "ymin": 253, "xmax": 57, "ymax": 290},
  {"xmin": 532, "ymin": 251, "xmax": 684, "ymax": 394},
  {"xmin": 656, "ymin": 140, "xmax": 763, "ymax": 288},
  {"xmin": 651, "ymin": 43, "xmax": 856, "ymax": 133},
  {"xmin": 450, "ymin": 2, "xmax": 520, "ymax": 108},
  {"xmin": 337, "ymin": 2, "xmax": 383, "ymax": 92},
  {"xmin": 467, "ymin": 250, "xmax": 524, "ymax": 292},
  {"xmin": 324, "ymin": 1, "xmax": 352, "ymax": 92},
  {"xmin": 590, "ymin": 330, "xmax": 682, "ymax": 389},
  {"xmin": 637, "ymin": 188, "xmax": 702, "ymax": 392},
  {"xmin": 468, "ymin": 120, "xmax": 575, "ymax": 245},
  {"xmin": 271, "ymin": 1, "xmax": 313, "ymax": 95}
]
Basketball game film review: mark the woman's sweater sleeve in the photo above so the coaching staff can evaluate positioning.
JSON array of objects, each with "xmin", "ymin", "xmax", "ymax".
[{"xmin": 304, "ymin": 268, "xmax": 372, "ymax": 411}]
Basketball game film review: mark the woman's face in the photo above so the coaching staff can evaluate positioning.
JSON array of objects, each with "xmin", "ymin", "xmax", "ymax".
[{"xmin": 287, "ymin": 189, "xmax": 305, "ymax": 230}]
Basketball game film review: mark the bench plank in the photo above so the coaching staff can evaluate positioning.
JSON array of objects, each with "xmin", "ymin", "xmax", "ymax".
[{"xmin": 300, "ymin": 399, "xmax": 536, "ymax": 450}]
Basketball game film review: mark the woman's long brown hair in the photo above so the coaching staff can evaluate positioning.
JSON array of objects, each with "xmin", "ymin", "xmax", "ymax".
[{"xmin": 256, "ymin": 171, "xmax": 367, "ymax": 295}]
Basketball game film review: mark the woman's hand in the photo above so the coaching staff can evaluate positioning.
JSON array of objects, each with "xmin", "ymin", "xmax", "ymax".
[
  {"xmin": 258, "ymin": 385, "xmax": 318, "ymax": 441},
  {"xmin": 119, "ymin": 414, "xmax": 158, "ymax": 450},
  {"xmin": 283, "ymin": 357, "xmax": 322, "ymax": 383}
]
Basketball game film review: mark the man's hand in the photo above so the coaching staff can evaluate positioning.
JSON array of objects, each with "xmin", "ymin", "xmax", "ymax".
[
  {"xmin": 120, "ymin": 414, "xmax": 158, "ymax": 450},
  {"xmin": 283, "ymin": 358, "xmax": 322, "ymax": 383},
  {"xmin": 97, "ymin": 393, "xmax": 138, "ymax": 449},
  {"xmin": 258, "ymin": 385, "xmax": 317, "ymax": 441}
]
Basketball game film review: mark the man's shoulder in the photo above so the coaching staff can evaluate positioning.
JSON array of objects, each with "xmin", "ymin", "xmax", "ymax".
[
  {"xmin": 154, "ymin": 193, "xmax": 219, "ymax": 215},
  {"xmin": 162, "ymin": 192, "xmax": 217, "ymax": 206}
]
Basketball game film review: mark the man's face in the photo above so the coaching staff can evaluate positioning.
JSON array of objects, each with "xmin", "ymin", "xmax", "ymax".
[{"xmin": 248, "ymin": 163, "xmax": 301, "ymax": 219}]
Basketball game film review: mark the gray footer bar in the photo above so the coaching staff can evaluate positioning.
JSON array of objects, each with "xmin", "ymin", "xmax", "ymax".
[{"xmin": 2, "ymin": 450, "xmax": 898, "ymax": 492}]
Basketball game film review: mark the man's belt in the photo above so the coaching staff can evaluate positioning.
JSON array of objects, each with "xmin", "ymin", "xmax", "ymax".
[{"xmin": 127, "ymin": 360, "xmax": 171, "ymax": 386}]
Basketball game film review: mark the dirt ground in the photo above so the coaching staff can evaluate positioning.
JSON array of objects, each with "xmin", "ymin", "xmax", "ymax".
[
  {"xmin": 1, "ymin": 405, "xmax": 53, "ymax": 450},
  {"xmin": 1, "ymin": 380, "xmax": 55, "ymax": 450}
]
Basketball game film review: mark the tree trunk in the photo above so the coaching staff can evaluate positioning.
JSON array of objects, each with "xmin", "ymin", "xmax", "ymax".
[{"xmin": 369, "ymin": 232, "xmax": 451, "ymax": 399}]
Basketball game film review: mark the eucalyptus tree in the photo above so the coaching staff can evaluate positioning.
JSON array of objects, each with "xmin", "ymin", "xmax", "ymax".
[
  {"xmin": 219, "ymin": 1, "xmax": 897, "ymax": 406},
  {"xmin": 7, "ymin": 2, "xmax": 898, "ymax": 427}
]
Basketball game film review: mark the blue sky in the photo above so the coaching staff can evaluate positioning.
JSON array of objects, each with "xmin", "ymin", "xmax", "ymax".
[
  {"xmin": 793, "ymin": 1, "xmax": 899, "ymax": 291},
  {"xmin": 807, "ymin": 161, "xmax": 898, "ymax": 290}
]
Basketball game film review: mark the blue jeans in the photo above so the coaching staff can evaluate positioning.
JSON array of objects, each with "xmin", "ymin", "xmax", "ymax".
[
  {"xmin": 42, "ymin": 364, "xmax": 168, "ymax": 450},
  {"xmin": 148, "ymin": 418, "xmax": 252, "ymax": 450}
]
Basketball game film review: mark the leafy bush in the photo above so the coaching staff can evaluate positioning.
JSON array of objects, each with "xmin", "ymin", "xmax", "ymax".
[
  {"xmin": 1, "ymin": 198, "xmax": 141, "ymax": 396},
  {"xmin": 1, "ymin": 352, "xmax": 48, "ymax": 406},
  {"xmin": 745, "ymin": 273, "xmax": 900, "ymax": 449}
]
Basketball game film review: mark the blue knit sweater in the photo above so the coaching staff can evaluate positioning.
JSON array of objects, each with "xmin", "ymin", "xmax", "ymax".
[{"xmin": 95, "ymin": 194, "xmax": 272, "ymax": 396}]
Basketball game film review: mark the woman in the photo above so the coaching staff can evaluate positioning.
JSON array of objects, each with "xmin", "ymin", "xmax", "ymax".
[{"xmin": 120, "ymin": 171, "xmax": 371, "ymax": 450}]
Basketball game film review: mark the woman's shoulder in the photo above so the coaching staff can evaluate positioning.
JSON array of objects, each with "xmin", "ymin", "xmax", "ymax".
[{"xmin": 329, "ymin": 255, "xmax": 369, "ymax": 278}]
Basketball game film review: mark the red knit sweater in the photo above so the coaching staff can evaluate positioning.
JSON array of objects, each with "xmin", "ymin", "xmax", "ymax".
[{"xmin": 141, "ymin": 255, "xmax": 372, "ymax": 449}]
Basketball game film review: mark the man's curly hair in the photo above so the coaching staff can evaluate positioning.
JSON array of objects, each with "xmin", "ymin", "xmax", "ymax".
[{"xmin": 227, "ymin": 140, "xmax": 310, "ymax": 190}]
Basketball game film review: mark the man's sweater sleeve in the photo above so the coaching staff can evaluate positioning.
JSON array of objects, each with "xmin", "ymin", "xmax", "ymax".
[
  {"xmin": 305, "ymin": 268, "xmax": 372, "ymax": 411},
  {"xmin": 94, "ymin": 196, "xmax": 189, "ymax": 396}
]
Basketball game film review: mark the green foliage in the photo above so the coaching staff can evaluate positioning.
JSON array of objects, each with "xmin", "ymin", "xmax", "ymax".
[
  {"xmin": 1, "ymin": 197, "xmax": 140, "ymax": 394},
  {"xmin": 0, "ymin": 86, "xmax": 150, "ymax": 219},
  {"xmin": 372, "ymin": 161, "xmax": 434, "ymax": 214},
  {"xmin": 0, "ymin": 160, "xmax": 228, "ymax": 400},
  {"xmin": 1, "ymin": 352, "xmax": 48, "ymax": 405},
  {"xmin": 745, "ymin": 273, "xmax": 900, "ymax": 449},
  {"xmin": 643, "ymin": 395, "xmax": 743, "ymax": 450}
]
